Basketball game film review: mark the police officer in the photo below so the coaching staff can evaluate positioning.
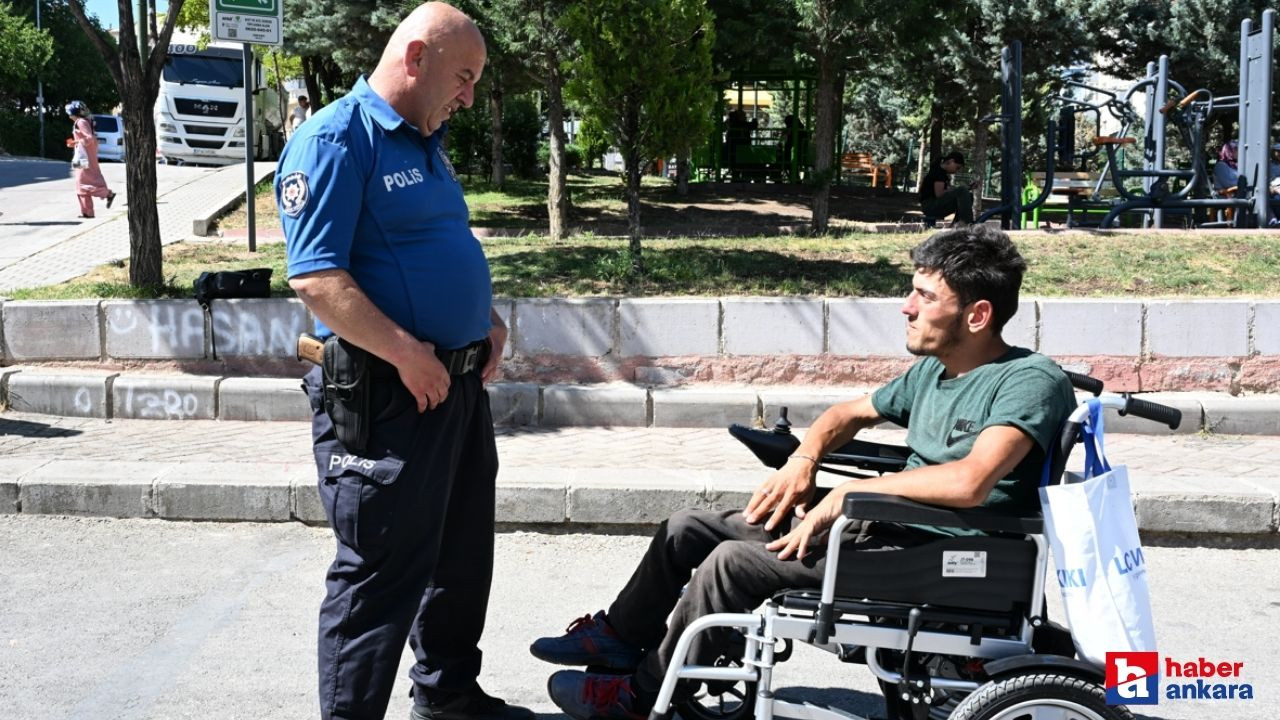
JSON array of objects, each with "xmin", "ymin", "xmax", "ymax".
[{"xmin": 278, "ymin": 5, "xmax": 529, "ymax": 720}]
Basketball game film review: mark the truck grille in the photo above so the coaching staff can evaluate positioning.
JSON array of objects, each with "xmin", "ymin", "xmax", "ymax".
[
  {"xmin": 174, "ymin": 98, "xmax": 236, "ymax": 118},
  {"xmin": 186, "ymin": 139, "xmax": 226, "ymax": 150},
  {"xmin": 184, "ymin": 124, "xmax": 228, "ymax": 136}
]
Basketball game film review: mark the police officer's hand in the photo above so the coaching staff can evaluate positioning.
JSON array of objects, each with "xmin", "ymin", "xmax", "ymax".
[
  {"xmin": 398, "ymin": 340, "xmax": 451, "ymax": 412},
  {"xmin": 481, "ymin": 322, "xmax": 508, "ymax": 384}
]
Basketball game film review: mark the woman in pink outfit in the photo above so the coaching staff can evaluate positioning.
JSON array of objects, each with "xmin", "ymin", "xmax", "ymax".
[{"xmin": 65, "ymin": 100, "xmax": 116, "ymax": 218}]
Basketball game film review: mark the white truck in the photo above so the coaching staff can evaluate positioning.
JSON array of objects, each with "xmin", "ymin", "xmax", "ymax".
[{"xmin": 155, "ymin": 41, "xmax": 284, "ymax": 165}]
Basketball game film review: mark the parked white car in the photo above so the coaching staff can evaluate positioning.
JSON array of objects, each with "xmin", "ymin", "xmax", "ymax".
[{"xmin": 93, "ymin": 114, "xmax": 126, "ymax": 162}]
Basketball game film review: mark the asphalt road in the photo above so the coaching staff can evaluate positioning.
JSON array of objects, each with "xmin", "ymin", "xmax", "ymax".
[{"xmin": 0, "ymin": 516, "xmax": 1274, "ymax": 720}]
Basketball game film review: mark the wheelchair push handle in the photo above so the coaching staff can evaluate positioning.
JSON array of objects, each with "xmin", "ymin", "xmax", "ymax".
[
  {"xmin": 1063, "ymin": 370, "xmax": 1103, "ymax": 395},
  {"xmin": 1120, "ymin": 394, "xmax": 1182, "ymax": 430}
]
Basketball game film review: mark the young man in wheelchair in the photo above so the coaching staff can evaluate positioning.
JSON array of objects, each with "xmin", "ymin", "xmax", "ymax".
[{"xmin": 531, "ymin": 225, "xmax": 1077, "ymax": 720}]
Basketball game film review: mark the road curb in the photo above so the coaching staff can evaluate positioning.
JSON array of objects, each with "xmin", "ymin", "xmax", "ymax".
[
  {"xmin": 191, "ymin": 165, "xmax": 276, "ymax": 237},
  {"xmin": 4, "ymin": 462, "xmax": 1276, "ymax": 537}
]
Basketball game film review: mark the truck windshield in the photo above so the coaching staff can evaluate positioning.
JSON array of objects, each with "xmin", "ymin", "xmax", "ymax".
[{"xmin": 163, "ymin": 56, "xmax": 243, "ymax": 88}]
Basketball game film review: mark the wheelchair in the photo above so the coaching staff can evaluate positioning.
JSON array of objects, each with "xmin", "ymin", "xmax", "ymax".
[{"xmin": 651, "ymin": 371, "xmax": 1181, "ymax": 720}]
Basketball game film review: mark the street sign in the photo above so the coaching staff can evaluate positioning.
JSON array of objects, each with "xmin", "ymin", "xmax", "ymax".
[{"xmin": 210, "ymin": 0, "xmax": 283, "ymax": 46}]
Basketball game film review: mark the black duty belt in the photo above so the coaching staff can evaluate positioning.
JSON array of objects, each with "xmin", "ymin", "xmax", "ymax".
[
  {"xmin": 369, "ymin": 338, "xmax": 489, "ymax": 377},
  {"xmin": 435, "ymin": 339, "xmax": 490, "ymax": 375}
]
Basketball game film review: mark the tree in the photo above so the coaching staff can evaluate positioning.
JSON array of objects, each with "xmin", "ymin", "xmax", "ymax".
[
  {"xmin": 0, "ymin": 3, "xmax": 54, "ymax": 101},
  {"xmin": 67, "ymin": 0, "xmax": 187, "ymax": 289},
  {"xmin": 478, "ymin": 0, "xmax": 578, "ymax": 238},
  {"xmin": 564, "ymin": 0, "xmax": 715, "ymax": 272}
]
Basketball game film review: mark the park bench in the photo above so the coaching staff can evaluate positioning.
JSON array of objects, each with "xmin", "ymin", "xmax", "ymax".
[
  {"xmin": 840, "ymin": 152, "xmax": 892, "ymax": 188},
  {"xmin": 1027, "ymin": 170, "xmax": 1102, "ymax": 198}
]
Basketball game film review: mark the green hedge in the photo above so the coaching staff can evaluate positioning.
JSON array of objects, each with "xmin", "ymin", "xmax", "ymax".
[{"xmin": 0, "ymin": 110, "xmax": 73, "ymax": 160}]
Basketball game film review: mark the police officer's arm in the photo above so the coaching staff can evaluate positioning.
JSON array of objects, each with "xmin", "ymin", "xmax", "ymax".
[
  {"xmin": 743, "ymin": 395, "xmax": 883, "ymax": 531},
  {"xmin": 290, "ymin": 269, "xmax": 451, "ymax": 412},
  {"xmin": 481, "ymin": 307, "xmax": 507, "ymax": 384},
  {"xmin": 767, "ymin": 426, "xmax": 1035, "ymax": 560}
]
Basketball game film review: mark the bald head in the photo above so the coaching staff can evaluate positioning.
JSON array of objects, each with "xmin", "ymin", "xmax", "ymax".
[{"xmin": 369, "ymin": 2, "xmax": 487, "ymax": 136}]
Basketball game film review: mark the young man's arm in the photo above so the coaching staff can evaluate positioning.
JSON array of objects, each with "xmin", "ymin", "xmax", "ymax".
[
  {"xmin": 743, "ymin": 395, "xmax": 884, "ymax": 531},
  {"xmin": 766, "ymin": 424, "xmax": 1035, "ymax": 560}
]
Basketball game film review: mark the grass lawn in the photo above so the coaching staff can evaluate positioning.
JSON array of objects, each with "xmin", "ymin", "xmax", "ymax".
[
  {"xmin": 8, "ymin": 230, "xmax": 1280, "ymax": 300},
  {"xmin": 8, "ymin": 172, "xmax": 1279, "ymax": 299}
]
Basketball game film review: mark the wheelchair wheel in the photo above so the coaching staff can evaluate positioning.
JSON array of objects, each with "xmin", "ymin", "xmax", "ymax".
[
  {"xmin": 948, "ymin": 672, "xmax": 1135, "ymax": 720},
  {"xmin": 672, "ymin": 655, "xmax": 757, "ymax": 720}
]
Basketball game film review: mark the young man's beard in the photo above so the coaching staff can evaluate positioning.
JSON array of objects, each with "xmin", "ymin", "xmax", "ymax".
[{"xmin": 906, "ymin": 314, "xmax": 965, "ymax": 357}]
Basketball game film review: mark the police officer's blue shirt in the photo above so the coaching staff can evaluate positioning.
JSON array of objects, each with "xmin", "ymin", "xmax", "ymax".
[{"xmin": 278, "ymin": 76, "xmax": 492, "ymax": 350}]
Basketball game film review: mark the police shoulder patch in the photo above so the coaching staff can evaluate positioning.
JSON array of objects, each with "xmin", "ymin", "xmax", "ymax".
[
  {"xmin": 280, "ymin": 171, "xmax": 310, "ymax": 217},
  {"xmin": 436, "ymin": 146, "xmax": 459, "ymax": 183}
]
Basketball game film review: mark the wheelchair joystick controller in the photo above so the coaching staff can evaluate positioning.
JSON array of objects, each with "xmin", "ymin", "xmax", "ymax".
[
  {"xmin": 772, "ymin": 407, "xmax": 793, "ymax": 435},
  {"xmin": 896, "ymin": 607, "xmax": 933, "ymax": 720}
]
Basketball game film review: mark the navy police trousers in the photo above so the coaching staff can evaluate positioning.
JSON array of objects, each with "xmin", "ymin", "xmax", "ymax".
[{"xmin": 304, "ymin": 366, "xmax": 498, "ymax": 720}]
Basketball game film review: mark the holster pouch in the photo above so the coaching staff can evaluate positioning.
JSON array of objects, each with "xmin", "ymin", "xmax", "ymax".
[{"xmin": 322, "ymin": 336, "xmax": 370, "ymax": 455}]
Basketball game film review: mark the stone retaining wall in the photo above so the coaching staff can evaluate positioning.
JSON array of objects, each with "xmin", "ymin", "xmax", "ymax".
[{"xmin": 3, "ymin": 297, "xmax": 1279, "ymax": 392}]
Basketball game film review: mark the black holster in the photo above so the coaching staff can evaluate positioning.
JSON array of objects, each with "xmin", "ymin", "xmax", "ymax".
[{"xmin": 322, "ymin": 336, "xmax": 370, "ymax": 454}]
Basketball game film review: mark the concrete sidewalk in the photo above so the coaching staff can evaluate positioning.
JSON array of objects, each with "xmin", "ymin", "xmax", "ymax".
[{"xmin": 1, "ymin": 411, "xmax": 1276, "ymax": 537}]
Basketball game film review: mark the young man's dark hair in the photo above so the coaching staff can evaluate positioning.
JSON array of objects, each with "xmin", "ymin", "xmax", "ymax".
[
  {"xmin": 909, "ymin": 224, "xmax": 1027, "ymax": 332},
  {"xmin": 943, "ymin": 150, "xmax": 965, "ymax": 165}
]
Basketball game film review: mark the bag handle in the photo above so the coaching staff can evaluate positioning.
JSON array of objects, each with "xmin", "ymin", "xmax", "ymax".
[{"xmin": 1081, "ymin": 398, "xmax": 1112, "ymax": 478}]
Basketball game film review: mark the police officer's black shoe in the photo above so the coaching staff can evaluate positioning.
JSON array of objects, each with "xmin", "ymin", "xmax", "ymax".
[{"xmin": 410, "ymin": 685, "xmax": 535, "ymax": 720}]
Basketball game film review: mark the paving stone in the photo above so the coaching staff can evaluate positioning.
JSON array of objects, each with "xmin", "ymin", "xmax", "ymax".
[
  {"xmin": 618, "ymin": 298, "xmax": 719, "ymax": 357},
  {"xmin": 103, "ymin": 300, "xmax": 206, "ymax": 359},
  {"xmin": 1134, "ymin": 492, "xmax": 1276, "ymax": 534},
  {"xmin": 218, "ymin": 377, "xmax": 310, "ymax": 421},
  {"xmin": 18, "ymin": 460, "xmax": 170, "ymax": 518},
  {"xmin": 1147, "ymin": 300, "xmax": 1249, "ymax": 357},
  {"xmin": 827, "ymin": 299, "xmax": 907, "ymax": 356},
  {"xmin": 651, "ymin": 386, "xmax": 758, "ymax": 428},
  {"xmin": 1201, "ymin": 395, "xmax": 1280, "ymax": 435},
  {"xmin": 722, "ymin": 298, "xmax": 824, "ymax": 355},
  {"xmin": 542, "ymin": 383, "xmax": 647, "ymax": 427},
  {"xmin": 568, "ymin": 469, "xmax": 704, "ymax": 523},
  {"xmin": 1039, "ymin": 300, "xmax": 1142, "ymax": 356},
  {"xmin": 514, "ymin": 298, "xmax": 614, "ymax": 356},
  {"xmin": 112, "ymin": 375, "xmax": 219, "ymax": 421},
  {"xmin": 496, "ymin": 467, "xmax": 568, "ymax": 524},
  {"xmin": 2, "ymin": 300, "xmax": 101, "ymax": 360},
  {"xmin": 209, "ymin": 298, "xmax": 311, "ymax": 358},
  {"xmin": 487, "ymin": 382, "xmax": 539, "ymax": 426},
  {"xmin": 5, "ymin": 371, "xmax": 116, "ymax": 418},
  {"xmin": 292, "ymin": 477, "xmax": 327, "ymax": 525},
  {"xmin": 1254, "ymin": 301, "xmax": 1280, "ymax": 355},
  {"xmin": 155, "ymin": 462, "xmax": 294, "ymax": 521}
]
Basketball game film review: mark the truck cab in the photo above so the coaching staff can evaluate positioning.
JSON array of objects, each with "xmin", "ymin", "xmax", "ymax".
[{"xmin": 155, "ymin": 43, "xmax": 283, "ymax": 166}]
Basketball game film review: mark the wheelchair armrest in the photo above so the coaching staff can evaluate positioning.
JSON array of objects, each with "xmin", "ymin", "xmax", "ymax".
[
  {"xmin": 842, "ymin": 492, "xmax": 1043, "ymax": 535},
  {"xmin": 822, "ymin": 439, "xmax": 911, "ymax": 473}
]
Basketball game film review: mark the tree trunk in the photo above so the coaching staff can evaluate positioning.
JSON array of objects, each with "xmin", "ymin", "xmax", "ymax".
[
  {"xmin": 489, "ymin": 72, "xmax": 505, "ymax": 188},
  {"xmin": 301, "ymin": 56, "xmax": 323, "ymax": 111},
  {"xmin": 928, "ymin": 81, "xmax": 944, "ymax": 168},
  {"xmin": 915, "ymin": 127, "xmax": 927, "ymax": 194},
  {"xmin": 546, "ymin": 57, "xmax": 570, "ymax": 241},
  {"xmin": 622, "ymin": 105, "xmax": 643, "ymax": 274},
  {"xmin": 810, "ymin": 49, "xmax": 837, "ymax": 234},
  {"xmin": 676, "ymin": 147, "xmax": 690, "ymax": 196},
  {"xmin": 970, "ymin": 95, "xmax": 990, "ymax": 223}
]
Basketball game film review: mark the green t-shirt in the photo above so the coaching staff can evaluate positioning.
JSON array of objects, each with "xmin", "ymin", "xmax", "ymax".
[{"xmin": 870, "ymin": 347, "xmax": 1076, "ymax": 536}]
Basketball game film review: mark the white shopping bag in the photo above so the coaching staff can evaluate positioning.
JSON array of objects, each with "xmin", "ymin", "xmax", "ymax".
[
  {"xmin": 1040, "ymin": 399, "xmax": 1156, "ymax": 668},
  {"xmin": 71, "ymin": 142, "xmax": 89, "ymax": 170}
]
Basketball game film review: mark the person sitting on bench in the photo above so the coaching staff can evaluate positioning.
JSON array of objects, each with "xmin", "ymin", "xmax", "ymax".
[
  {"xmin": 530, "ymin": 225, "xmax": 1077, "ymax": 720},
  {"xmin": 1213, "ymin": 139, "xmax": 1239, "ymax": 193},
  {"xmin": 918, "ymin": 151, "xmax": 977, "ymax": 226}
]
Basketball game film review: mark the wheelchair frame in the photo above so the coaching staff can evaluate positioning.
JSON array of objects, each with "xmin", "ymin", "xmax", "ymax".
[{"xmin": 650, "ymin": 388, "xmax": 1181, "ymax": 720}]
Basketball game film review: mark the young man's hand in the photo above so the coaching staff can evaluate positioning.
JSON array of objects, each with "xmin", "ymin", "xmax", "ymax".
[
  {"xmin": 743, "ymin": 456, "xmax": 817, "ymax": 531},
  {"xmin": 765, "ymin": 490, "xmax": 843, "ymax": 560}
]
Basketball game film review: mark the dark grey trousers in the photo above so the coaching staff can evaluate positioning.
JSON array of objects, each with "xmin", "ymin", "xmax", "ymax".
[
  {"xmin": 604, "ymin": 508, "xmax": 934, "ymax": 692},
  {"xmin": 921, "ymin": 187, "xmax": 975, "ymax": 223}
]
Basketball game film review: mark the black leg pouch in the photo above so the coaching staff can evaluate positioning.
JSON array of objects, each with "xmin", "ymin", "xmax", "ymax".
[{"xmin": 322, "ymin": 336, "xmax": 371, "ymax": 455}]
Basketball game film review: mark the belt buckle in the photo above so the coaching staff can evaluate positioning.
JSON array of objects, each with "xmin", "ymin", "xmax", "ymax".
[{"xmin": 461, "ymin": 345, "xmax": 479, "ymax": 373}]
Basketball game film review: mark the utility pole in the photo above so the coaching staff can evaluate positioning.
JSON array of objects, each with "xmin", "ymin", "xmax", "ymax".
[{"xmin": 36, "ymin": 0, "xmax": 45, "ymax": 158}]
